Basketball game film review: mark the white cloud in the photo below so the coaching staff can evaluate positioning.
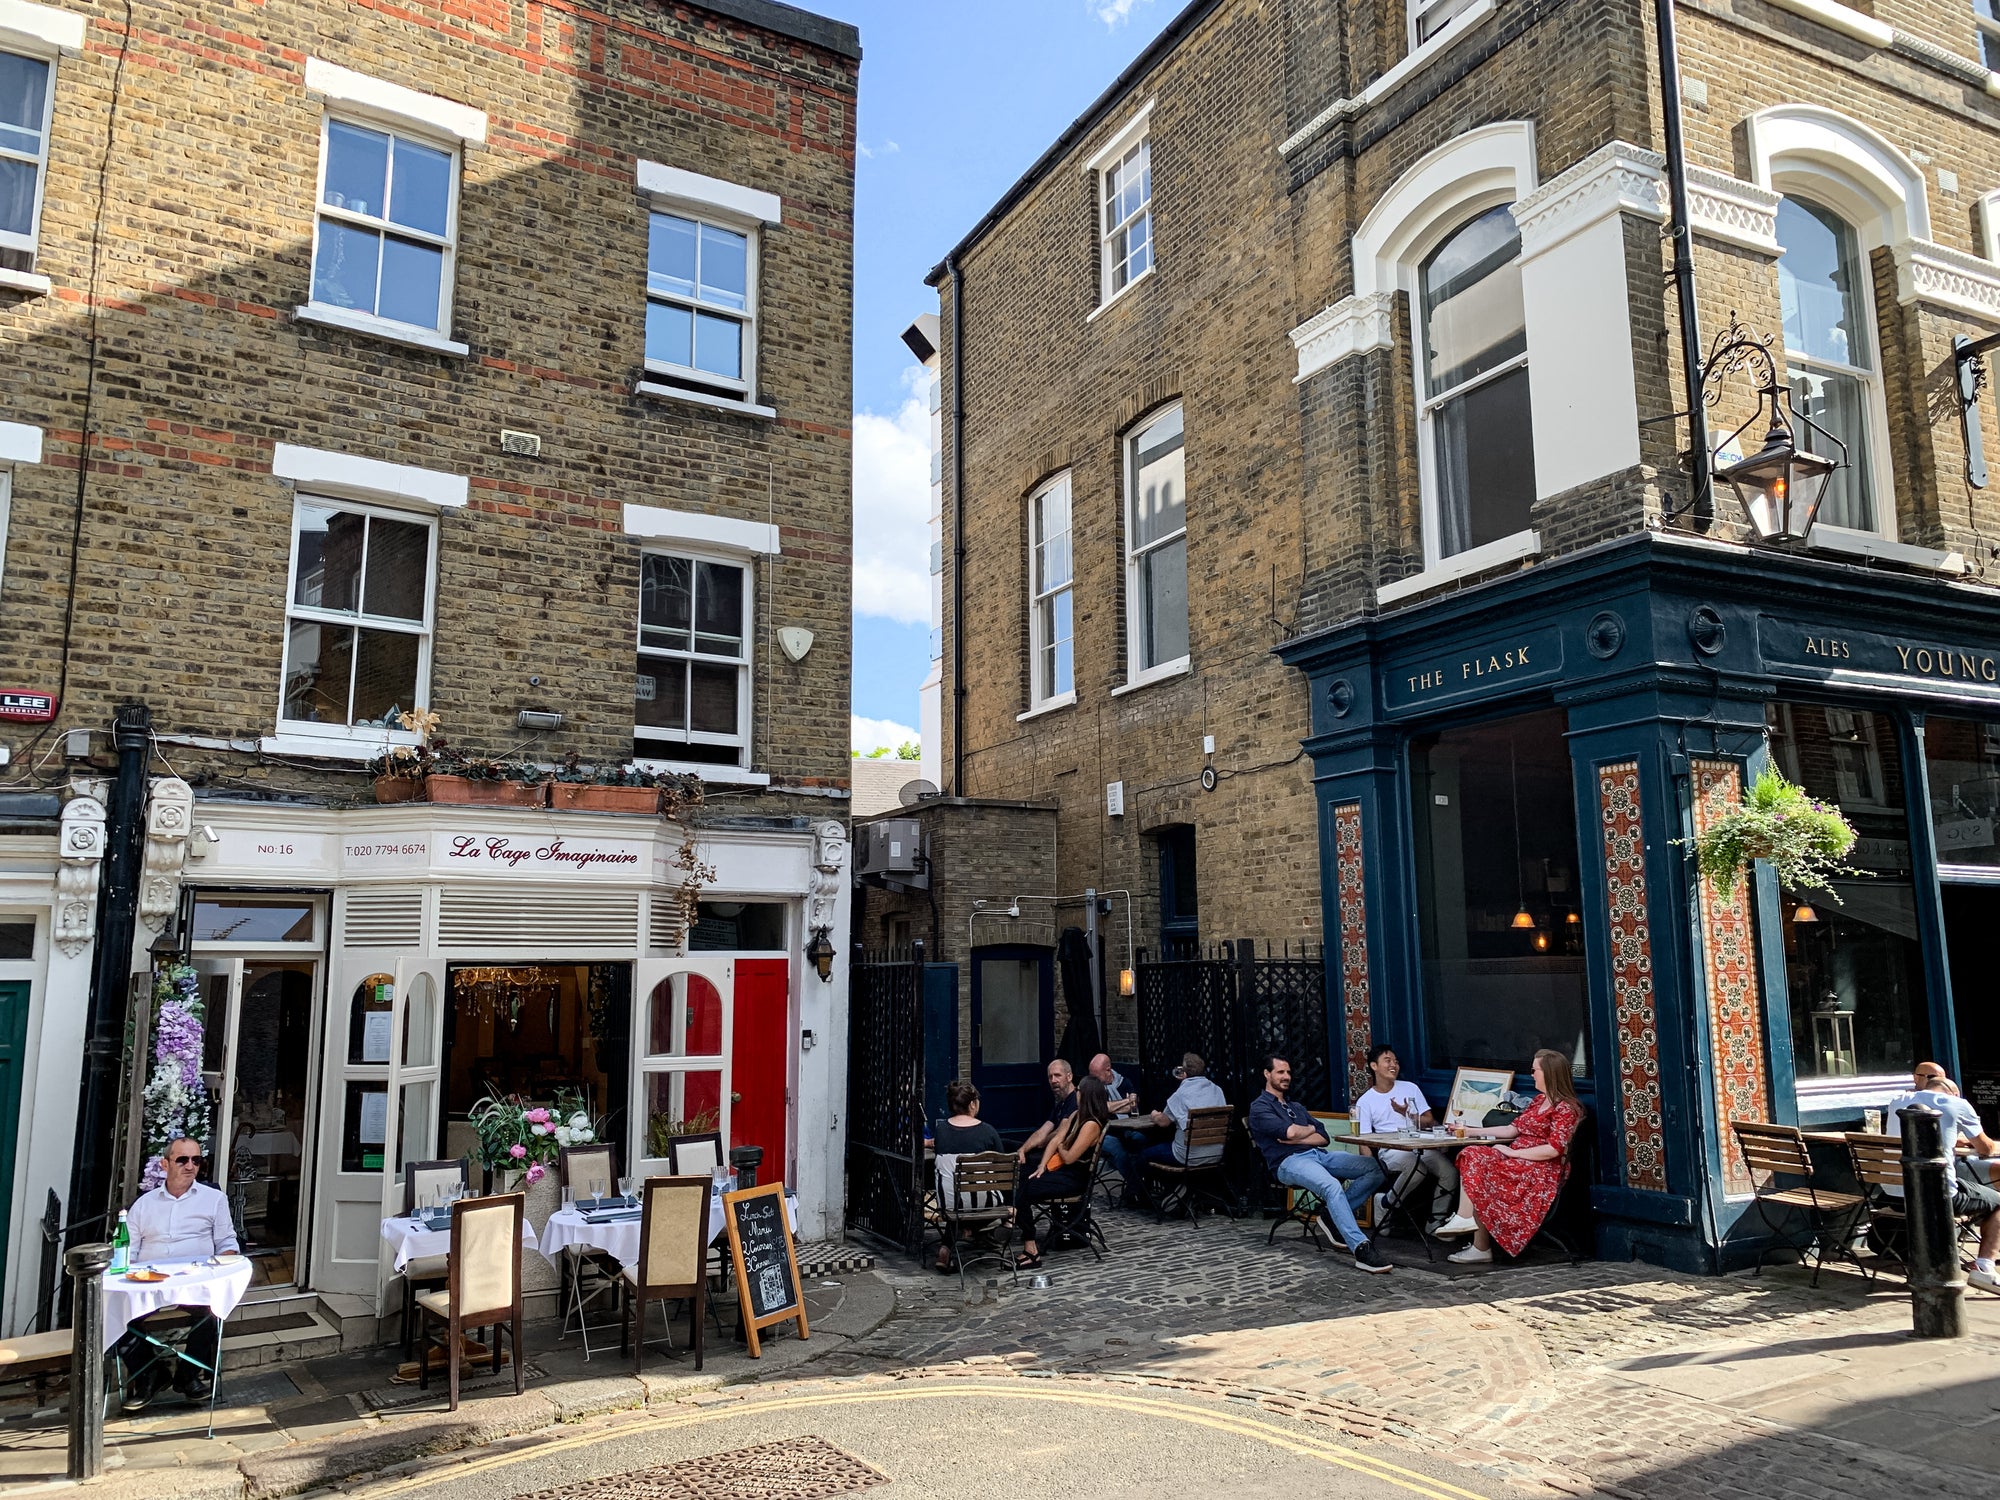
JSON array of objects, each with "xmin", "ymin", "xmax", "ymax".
[
  {"xmin": 1094, "ymin": 0, "xmax": 1153, "ymax": 25},
  {"xmin": 851, "ymin": 365, "xmax": 933, "ymax": 626},
  {"xmin": 852, "ymin": 714, "xmax": 920, "ymax": 755}
]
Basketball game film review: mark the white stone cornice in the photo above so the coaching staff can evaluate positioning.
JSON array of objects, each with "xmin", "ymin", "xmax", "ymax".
[
  {"xmin": 1685, "ymin": 166, "xmax": 1782, "ymax": 255},
  {"xmin": 1894, "ymin": 239, "xmax": 2000, "ymax": 321},
  {"xmin": 55, "ymin": 793, "xmax": 106, "ymax": 957},
  {"xmin": 1289, "ymin": 291, "xmax": 1397, "ymax": 383},
  {"xmin": 1513, "ymin": 141, "xmax": 1666, "ymax": 261}
]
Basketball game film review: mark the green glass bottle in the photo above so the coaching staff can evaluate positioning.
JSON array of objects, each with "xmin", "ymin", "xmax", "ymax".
[{"xmin": 109, "ymin": 1211, "xmax": 131, "ymax": 1274}]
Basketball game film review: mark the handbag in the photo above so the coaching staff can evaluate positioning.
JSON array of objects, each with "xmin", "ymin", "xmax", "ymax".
[{"xmin": 1045, "ymin": 1151, "xmax": 1064, "ymax": 1172}]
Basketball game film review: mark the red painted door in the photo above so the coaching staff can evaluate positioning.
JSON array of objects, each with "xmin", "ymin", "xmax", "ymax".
[{"xmin": 730, "ymin": 959, "xmax": 790, "ymax": 1184}]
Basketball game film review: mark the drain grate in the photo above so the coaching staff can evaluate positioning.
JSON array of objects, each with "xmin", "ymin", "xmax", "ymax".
[{"xmin": 515, "ymin": 1436, "xmax": 887, "ymax": 1500}]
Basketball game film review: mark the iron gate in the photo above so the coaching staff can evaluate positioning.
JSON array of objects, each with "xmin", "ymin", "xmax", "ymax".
[
  {"xmin": 845, "ymin": 943, "xmax": 929, "ymax": 1253},
  {"xmin": 1135, "ymin": 939, "xmax": 1333, "ymax": 1115}
]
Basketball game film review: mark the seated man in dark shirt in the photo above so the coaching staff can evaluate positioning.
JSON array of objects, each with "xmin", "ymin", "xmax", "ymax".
[
  {"xmin": 1015, "ymin": 1059, "xmax": 1078, "ymax": 1166},
  {"xmin": 1247, "ymin": 1053, "xmax": 1389, "ymax": 1273}
]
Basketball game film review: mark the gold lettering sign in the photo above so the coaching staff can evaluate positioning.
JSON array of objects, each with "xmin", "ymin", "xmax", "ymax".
[
  {"xmin": 1405, "ymin": 643, "xmax": 1533, "ymax": 697},
  {"xmin": 1893, "ymin": 643, "xmax": 2000, "ymax": 684}
]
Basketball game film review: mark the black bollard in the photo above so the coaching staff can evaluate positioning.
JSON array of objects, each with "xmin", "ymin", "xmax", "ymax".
[
  {"xmin": 1899, "ymin": 1104, "xmax": 1967, "ymax": 1339},
  {"xmin": 729, "ymin": 1144, "xmax": 764, "ymax": 1190},
  {"xmin": 66, "ymin": 1243, "xmax": 114, "ymax": 1479}
]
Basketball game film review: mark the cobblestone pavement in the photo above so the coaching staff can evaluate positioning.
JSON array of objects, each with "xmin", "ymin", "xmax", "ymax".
[{"xmin": 802, "ymin": 1207, "xmax": 2000, "ymax": 1498}]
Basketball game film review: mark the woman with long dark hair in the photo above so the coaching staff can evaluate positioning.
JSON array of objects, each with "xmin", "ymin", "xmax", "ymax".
[
  {"xmin": 1435, "ymin": 1048, "xmax": 1583, "ymax": 1263},
  {"xmin": 1013, "ymin": 1073, "xmax": 1110, "ymax": 1269}
]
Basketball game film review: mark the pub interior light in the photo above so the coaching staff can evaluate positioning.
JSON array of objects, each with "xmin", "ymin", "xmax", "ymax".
[
  {"xmin": 1119, "ymin": 968, "xmax": 1136, "ymax": 997},
  {"xmin": 1792, "ymin": 902, "xmax": 1820, "ymax": 924},
  {"xmin": 1510, "ymin": 907, "xmax": 1536, "ymax": 930}
]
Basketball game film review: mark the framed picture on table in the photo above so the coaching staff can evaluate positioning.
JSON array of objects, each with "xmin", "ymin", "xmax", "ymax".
[{"xmin": 1442, "ymin": 1067, "xmax": 1514, "ymax": 1129}]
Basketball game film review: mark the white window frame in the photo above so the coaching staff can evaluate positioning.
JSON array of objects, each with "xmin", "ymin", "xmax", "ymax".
[
  {"xmin": 0, "ymin": 41, "xmax": 57, "ymax": 263},
  {"xmin": 0, "ymin": 466, "xmax": 12, "ymax": 601},
  {"xmin": 1408, "ymin": 0, "xmax": 1479, "ymax": 49},
  {"xmin": 302, "ymin": 111, "xmax": 464, "ymax": 352},
  {"xmin": 0, "ymin": 421, "xmax": 42, "ymax": 606},
  {"xmin": 1085, "ymin": 101, "xmax": 1154, "ymax": 315},
  {"xmin": 1775, "ymin": 193, "xmax": 1897, "ymax": 543},
  {"xmin": 633, "ymin": 548, "xmax": 754, "ymax": 772},
  {"xmin": 1122, "ymin": 403, "xmax": 1191, "ymax": 690},
  {"xmin": 1027, "ymin": 471, "xmax": 1075, "ymax": 712},
  {"xmin": 642, "ymin": 209, "xmax": 760, "ymax": 400},
  {"xmin": 276, "ymin": 493, "xmax": 439, "ymax": 752},
  {"xmin": 1409, "ymin": 199, "xmax": 1536, "ymax": 572},
  {"xmin": 1978, "ymin": 1, "xmax": 2000, "ymax": 72}
]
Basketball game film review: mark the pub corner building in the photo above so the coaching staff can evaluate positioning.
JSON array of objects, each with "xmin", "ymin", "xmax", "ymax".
[
  {"xmin": 0, "ymin": 780, "xmax": 852, "ymax": 1334},
  {"xmin": 1281, "ymin": 533, "xmax": 2000, "ymax": 1272}
]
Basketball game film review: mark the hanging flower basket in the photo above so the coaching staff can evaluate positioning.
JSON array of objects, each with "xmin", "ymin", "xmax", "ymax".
[{"xmin": 1690, "ymin": 767, "xmax": 1861, "ymax": 897}]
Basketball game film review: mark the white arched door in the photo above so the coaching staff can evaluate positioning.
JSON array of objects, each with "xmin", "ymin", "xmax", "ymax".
[{"xmin": 630, "ymin": 957, "xmax": 734, "ymax": 1178}]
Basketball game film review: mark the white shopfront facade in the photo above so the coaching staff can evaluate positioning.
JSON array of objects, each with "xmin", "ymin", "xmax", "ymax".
[{"xmin": 3, "ymin": 796, "xmax": 850, "ymax": 1319}]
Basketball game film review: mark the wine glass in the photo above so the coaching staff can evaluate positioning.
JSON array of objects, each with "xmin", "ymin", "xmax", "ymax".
[
  {"xmin": 591, "ymin": 1175, "xmax": 607, "ymax": 1206},
  {"xmin": 618, "ymin": 1175, "xmax": 634, "ymax": 1204}
]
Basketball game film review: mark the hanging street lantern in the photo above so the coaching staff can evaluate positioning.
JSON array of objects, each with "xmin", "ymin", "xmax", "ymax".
[
  {"xmin": 1701, "ymin": 318, "xmax": 1847, "ymax": 544},
  {"xmin": 804, "ymin": 926, "xmax": 837, "ymax": 983}
]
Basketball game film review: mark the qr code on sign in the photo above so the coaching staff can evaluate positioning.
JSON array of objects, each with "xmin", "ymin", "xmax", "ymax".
[{"xmin": 758, "ymin": 1265, "xmax": 787, "ymax": 1309}]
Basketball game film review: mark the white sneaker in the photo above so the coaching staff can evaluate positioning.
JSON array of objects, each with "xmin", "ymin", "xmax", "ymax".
[
  {"xmin": 1433, "ymin": 1215, "xmax": 1478, "ymax": 1238},
  {"xmin": 1969, "ymin": 1265, "xmax": 2000, "ymax": 1294},
  {"xmin": 1371, "ymin": 1192, "xmax": 1392, "ymax": 1223},
  {"xmin": 1447, "ymin": 1244, "xmax": 1492, "ymax": 1264}
]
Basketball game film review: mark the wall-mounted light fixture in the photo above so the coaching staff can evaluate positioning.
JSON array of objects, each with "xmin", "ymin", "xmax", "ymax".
[
  {"xmin": 1703, "ymin": 318, "xmax": 1845, "ymax": 543},
  {"xmin": 804, "ymin": 927, "xmax": 836, "ymax": 983}
]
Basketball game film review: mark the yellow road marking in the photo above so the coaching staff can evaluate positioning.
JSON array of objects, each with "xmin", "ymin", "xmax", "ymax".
[{"xmin": 357, "ymin": 1379, "xmax": 1493, "ymax": 1500}]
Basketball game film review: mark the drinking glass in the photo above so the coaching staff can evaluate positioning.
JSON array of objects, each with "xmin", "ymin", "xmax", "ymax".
[
  {"xmin": 563, "ymin": 1184, "xmax": 576, "ymax": 1210},
  {"xmin": 618, "ymin": 1176, "xmax": 634, "ymax": 1203},
  {"xmin": 591, "ymin": 1175, "xmax": 607, "ymax": 1204}
]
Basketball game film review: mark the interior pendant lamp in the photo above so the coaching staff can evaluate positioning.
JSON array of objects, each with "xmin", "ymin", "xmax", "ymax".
[
  {"xmin": 1508, "ymin": 740, "xmax": 1536, "ymax": 930},
  {"xmin": 1703, "ymin": 319, "xmax": 1846, "ymax": 543}
]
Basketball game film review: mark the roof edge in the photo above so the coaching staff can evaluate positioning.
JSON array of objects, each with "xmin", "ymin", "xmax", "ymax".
[
  {"xmin": 691, "ymin": 0, "xmax": 861, "ymax": 62},
  {"xmin": 925, "ymin": 0, "xmax": 1220, "ymax": 286}
]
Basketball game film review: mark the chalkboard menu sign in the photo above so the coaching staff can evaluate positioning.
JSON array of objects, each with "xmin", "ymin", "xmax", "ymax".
[
  {"xmin": 1967, "ymin": 1071, "xmax": 2000, "ymax": 1135},
  {"xmin": 722, "ymin": 1181, "xmax": 808, "ymax": 1356}
]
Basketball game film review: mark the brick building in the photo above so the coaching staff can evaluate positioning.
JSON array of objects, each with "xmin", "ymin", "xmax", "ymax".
[
  {"xmin": 912, "ymin": 0, "xmax": 2000, "ymax": 1268},
  {"xmin": 0, "ymin": 0, "xmax": 858, "ymax": 1336}
]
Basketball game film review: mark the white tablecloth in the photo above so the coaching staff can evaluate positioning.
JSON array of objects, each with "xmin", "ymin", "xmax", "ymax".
[
  {"xmin": 380, "ymin": 1214, "xmax": 539, "ymax": 1273},
  {"xmin": 102, "ymin": 1259, "xmax": 255, "ymax": 1350},
  {"xmin": 539, "ymin": 1192, "xmax": 798, "ymax": 1269}
]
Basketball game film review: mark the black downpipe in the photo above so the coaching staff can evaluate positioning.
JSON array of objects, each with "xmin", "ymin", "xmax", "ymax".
[
  {"xmin": 68, "ymin": 702, "xmax": 152, "ymax": 1247},
  {"xmin": 1656, "ymin": 0, "xmax": 1711, "ymax": 528},
  {"xmin": 948, "ymin": 257, "xmax": 968, "ymax": 795}
]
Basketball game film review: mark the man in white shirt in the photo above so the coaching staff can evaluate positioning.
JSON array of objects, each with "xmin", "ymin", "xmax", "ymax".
[
  {"xmin": 1887, "ymin": 1063, "xmax": 1999, "ymax": 1292},
  {"xmin": 1352, "ymin": 1045, "xmax": 1457, "ymax": 1231},
  {"xmin": 119, "ymin": 1136, "xmax": 239, "ymax": 1409},
  {"xmin": 1087, "ymin": 1053, "xmax": 1142, "ymax": 1190},
  {"xmin": 1135, "ymin": 1052, "xmax": 1230, "ymax": 1184}
]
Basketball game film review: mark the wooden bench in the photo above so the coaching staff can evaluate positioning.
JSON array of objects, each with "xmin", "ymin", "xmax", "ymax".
[{"xmin": 0, "ymin": 1329, "xmax": 73, "ymax": 1401}]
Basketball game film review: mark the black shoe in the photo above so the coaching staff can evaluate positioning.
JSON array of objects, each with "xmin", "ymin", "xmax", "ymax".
[
  {"xmin": 175, "ymin": 1376, "xmax": 213, "ymax": 1403},
  {"xmin": 120, "ymin": 1386, "xmax": 155, "ymax": 1414},
  {"xmin": 1353, "ymin": 1240, "xmax": 1393, "ymax": 1274}
]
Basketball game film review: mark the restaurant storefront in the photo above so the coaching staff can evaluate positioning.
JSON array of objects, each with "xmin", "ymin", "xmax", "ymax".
[
  {"xmin": 1280, "ymin": 532, "xmax": 2000, "ymax": 1272},
  {"xmin": 2, "ymin": 797, "xmax": 848, "ymax": 1325}
]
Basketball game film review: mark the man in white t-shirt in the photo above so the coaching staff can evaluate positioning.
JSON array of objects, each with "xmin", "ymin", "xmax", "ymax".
[
  {"xmin": 1887, "ymin": 1062, "xmax": 1999, "ymax": 1292},
  {"xmin": 1352, "ymin": 1044, "xmax": 1457, "ymax": 1230}
]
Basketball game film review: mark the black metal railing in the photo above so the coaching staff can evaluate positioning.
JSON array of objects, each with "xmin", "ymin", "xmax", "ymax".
[{"xmin": 845, "ymin": 942, "xmax": 927, "ymax": 1254}]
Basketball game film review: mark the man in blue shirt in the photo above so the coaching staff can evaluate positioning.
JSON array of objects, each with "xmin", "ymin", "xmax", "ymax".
[
  {"xmin": 1888, "ymin": 1062, "xmax": 1999, "ymax": 1292},
  {"xmin": 1247, "ymin": 1053, "xmax": 1389, "ymax": 1272}
]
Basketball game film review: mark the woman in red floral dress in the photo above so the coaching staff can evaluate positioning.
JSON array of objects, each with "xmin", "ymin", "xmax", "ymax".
[{"xmin": 1435, "ymin": 1049, "xmax": 1583, "ymax": 1263}]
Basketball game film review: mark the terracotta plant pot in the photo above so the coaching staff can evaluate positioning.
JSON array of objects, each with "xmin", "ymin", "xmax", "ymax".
[
  {"xmin": 549, "ymin": 782, "xmax": 660, "ymax": 814},
  {"xmin": 424, "ymin": 775, "xmax": 549, "ymax": 807},
  {"xmin": 373, "ymin": 775, "xmax": 422, "ymax": 804}
]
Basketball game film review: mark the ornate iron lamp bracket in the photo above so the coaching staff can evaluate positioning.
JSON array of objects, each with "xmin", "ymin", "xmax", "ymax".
[{"xmin": 1953, "ymin": 330, "xmax": 2000, "ymax": 489}]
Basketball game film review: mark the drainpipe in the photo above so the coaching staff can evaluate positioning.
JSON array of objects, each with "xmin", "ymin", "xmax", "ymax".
[
  {"xmin": 68, "ymin": 702, "xmax": 151, "ymax": 1244},
  {"xmin": 948, "ymin": 256, "xmax": 968, "ymax": 796},
  {"xmin": 1656, "ymin": 0, "xmax": 1710, "ymax": 528}
]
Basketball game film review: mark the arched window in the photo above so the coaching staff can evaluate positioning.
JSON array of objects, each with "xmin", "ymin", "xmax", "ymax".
[
  {"xmin": 1418, "ymin": 205, "xmax": 1535, "ymax": 560},
  {"xmin": 1776, "ymin": 196, "xmax": 1880, "ymax": 534}
]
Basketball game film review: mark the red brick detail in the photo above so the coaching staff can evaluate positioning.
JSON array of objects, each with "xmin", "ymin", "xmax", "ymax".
[
  {"xmin": 1599, "ymin": 761, "xmax": 1665, "ymax": 1193},
  {"xmin": 1690, "ymin": 759, "xmax": 1769, "ymax": 1195},
  {"xmin": 1332, "ymin": 802, "xmax": 1371, "ymax": 1102}
]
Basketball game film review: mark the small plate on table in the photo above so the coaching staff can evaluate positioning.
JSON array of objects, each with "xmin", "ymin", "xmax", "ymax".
[{"xmin": 123, "ymin": 1269, "xmax": 170, "ymax": 1283}]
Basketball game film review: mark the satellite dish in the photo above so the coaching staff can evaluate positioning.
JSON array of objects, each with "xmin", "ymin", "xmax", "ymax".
[{"xmin": 898, "ymin": 778, "xmax": 941, "ymax": 806}]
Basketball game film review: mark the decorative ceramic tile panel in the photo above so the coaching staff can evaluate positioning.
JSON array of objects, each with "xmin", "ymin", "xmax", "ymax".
[
  {"xmin": 1599, "ymin": 761, "xmax": 1666, "ymax": 1192},
  {"xmin": 1690, "ymin": 758, "xmax": 1769, "ymax": 1195},
  {"xmin": 1332, "ymin": 801, "xmax": 1372, "ymax": 1102}
]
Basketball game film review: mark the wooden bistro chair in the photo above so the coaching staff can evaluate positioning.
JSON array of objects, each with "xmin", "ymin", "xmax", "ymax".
[
  {"xmin": 667, "ymin": 1132, "xmax": 724, "ymax": 1177},
  {"xmin": 1143, "ymin": 1106, "xmax": 1235, "ymax": 1224},
  {"xmin": 621, "ymin": 1176, "xmax": 710, "ymax": 1375},
  {"xmin": 939, "ymin": 1151, "xmax": 1019, "ymax": 1292},
  {"xmin": 557, "ymin": 1144, "xmax": 622, "ymax": 1355},
  {"xmin": 1843, "ymin": 1131, "xmax": 1985, "ymax": 1277},
  {"xmin": 399, "ymin": 1158, "xmax": 469, "ymax": 1356},
  {"xmin": 417, "ymin": 1192, "xmax": 524, "ymax": 1412},
  {"xmin": 1041, "ymin": 1138, "xmax": 1109, "ymax": 1261},
  {"xmin": 1734, "ymin": 1121, "xmax": 1865, "ymax": 1286}
]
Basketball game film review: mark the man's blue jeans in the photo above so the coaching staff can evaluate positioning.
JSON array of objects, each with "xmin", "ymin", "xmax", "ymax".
[
  {"xmin": 1098, "ymin": 1129, "xmax": 1133, "ymax": 1186},
  {"xmin": 1274, "ymin": 1149, "xmax": 1384, "ymax": 1251}
]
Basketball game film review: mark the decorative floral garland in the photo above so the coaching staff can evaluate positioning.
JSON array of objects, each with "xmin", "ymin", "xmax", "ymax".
[{"xmin": 139, "ymin": 958, "xmax": 211, "ymax": 1191}]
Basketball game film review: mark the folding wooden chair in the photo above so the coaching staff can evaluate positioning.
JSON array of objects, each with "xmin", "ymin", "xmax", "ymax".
[
  {"xmin": 1143, "ymin": 1107, "xmax": 1235, "ymax": 1222},
  {"xmin": 417, "ymin": 1193, "xmax": 524, "ymax": 1411},
  {"xmin": 1734, "ymin": 1121, "xmax": 1864, "ymax": 1286},
  {"xmin": 938, "ymin": 1151, "xmax": 1019, "ymax": 1292},
  {"xmin": 621, "ymin": 1175, "xmax": 709, "ymax": 1374},
  {"xmin": 1040, "ymin": 1140, "xmax": 1108, "ymax": 1260},
  {"xmin": 667, "ymin": 1132, "xmax": 724, "ymax": 1177}
]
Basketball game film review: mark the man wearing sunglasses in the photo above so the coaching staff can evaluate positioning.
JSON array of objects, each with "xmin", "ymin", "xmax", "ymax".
[
  {"xmin": 118, "ymin": 1138, "xmax": 238, "ymax": 1409},
  {"xmin": 1887, "ymin": 1065, "xmax": 1999, "ymax": 1294}
]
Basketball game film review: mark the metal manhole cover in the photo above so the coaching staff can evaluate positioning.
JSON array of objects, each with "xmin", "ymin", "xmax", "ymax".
[{"xmin": 516, "ymin": 1436, "xmax": 887, "ymax": 1500}]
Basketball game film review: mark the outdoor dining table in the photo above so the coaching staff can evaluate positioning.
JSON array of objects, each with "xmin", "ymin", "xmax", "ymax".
[
  {"xmin": 380, "ymin": 1210, "xmax": 539, "ymax": 1273},
  {"xmin": 101, "ymin": 1257, "xmax": 256, "ymax": 1350},
  {"xmin": 538, "ymin": 1189, "xmax": 801, "ymax": 1268}
]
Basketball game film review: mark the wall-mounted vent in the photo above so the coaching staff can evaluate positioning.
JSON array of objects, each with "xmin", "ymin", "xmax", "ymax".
[
  {"xmin": 437, "ymin": 888, "xmax": 641, "ymax": 949},
  {"xmin": 342, "ymin": 888, "xmax": 424, "ymax": 948},
  {"xmin": 649, "ymin": 895, "xmax": 685, "ymax": 955}
]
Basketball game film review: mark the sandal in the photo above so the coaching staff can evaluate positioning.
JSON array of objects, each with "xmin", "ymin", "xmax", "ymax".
[{"xmin": 1014, "ymin": 1252, "xmax": 1043, "ymax": 1270}]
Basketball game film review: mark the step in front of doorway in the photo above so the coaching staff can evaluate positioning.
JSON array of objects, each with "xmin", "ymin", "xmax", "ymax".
[
  {"xmin": 220, "ymin": 1292, "xmax": 341, "ymax": 1371},
  {"xmin": 794, "ymin": 1240, "xmax": 875, "ymax": 1278}
]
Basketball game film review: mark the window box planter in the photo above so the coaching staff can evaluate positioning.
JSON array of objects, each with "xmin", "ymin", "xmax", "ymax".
[
  {"xmin": 549, "ymin": 782, "xmax": 660, "ymax": 814},
  {"xmin": 373, "ymin": 775, "xmax": 423, "ymax": 804},
  {"xmin": 424, "ymin": 775, "xmax": 549, "ymax": 808}
]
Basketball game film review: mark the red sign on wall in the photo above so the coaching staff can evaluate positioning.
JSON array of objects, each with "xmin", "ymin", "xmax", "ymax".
[{"xmin": 0, "ymin": 691, "xmax": 56, "ymax": 723}]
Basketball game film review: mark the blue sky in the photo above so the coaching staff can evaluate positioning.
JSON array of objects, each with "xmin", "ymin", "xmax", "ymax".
[{"xmin": 839, "ymin": 0, "xmax": 1182, "ymax": 751}]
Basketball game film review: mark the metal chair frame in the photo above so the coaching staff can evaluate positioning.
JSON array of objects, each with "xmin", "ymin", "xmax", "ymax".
[
  {"xmin": 938, "ymin": 1152, "xmax": 1019, "ymax": 1293},
  {"xmin": 1734, "ymin": 1121, "xmax": 1865, "ymax": 1287},
  {"xmin": 1037, "ymin": 1140, "xmax": 1108, "ymax": 1260},
  {"xmin": 1143, "ymin": 1107, "xmax": 1236, "ymax": 1223},
  {"xmin": 115, "ymin": 1307, "xmax": 227, "ymax": 1436},
  {"xmin": 557, "ymin": 1144, "xmax": 625, "ymax": 1359}
]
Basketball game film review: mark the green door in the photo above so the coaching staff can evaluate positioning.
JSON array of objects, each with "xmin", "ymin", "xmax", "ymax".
[{"xmin": 0, "ymin": 981, "xmax": 27, "ymax": 1281}]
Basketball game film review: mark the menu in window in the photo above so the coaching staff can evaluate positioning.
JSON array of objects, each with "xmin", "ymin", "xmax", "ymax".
[{"xmin": 361, "ymin": 1010, "xmax": 393, "ymax": 1063}]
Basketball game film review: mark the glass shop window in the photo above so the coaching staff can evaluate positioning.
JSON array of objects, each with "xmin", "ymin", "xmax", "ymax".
[
  {"xmin": 1923, "ymin": 715, "xmax": 2000, "ymax": 868},
  {"xmin": 1409, "ymin": 708, "xmax": 1590, "ymax": 1079},
  {"xmin": 1769, "ymin": 702, "xmax": 1931, "ymax": 1078}
]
